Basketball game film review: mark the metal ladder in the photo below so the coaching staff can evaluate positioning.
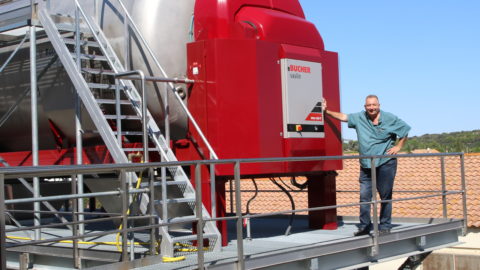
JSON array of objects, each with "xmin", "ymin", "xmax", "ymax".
[{"xmin": 37, "ymin": 4, "xmax": 220, "ymax": 257}]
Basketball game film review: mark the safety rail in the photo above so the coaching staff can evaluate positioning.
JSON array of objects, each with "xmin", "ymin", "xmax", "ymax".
[{"xmin": 0, "ymin": 152, "xmax": 468, "ymax": 269}]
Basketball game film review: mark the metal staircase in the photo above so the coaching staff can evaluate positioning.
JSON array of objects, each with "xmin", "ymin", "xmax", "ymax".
[{"xmin": 37, "ymin": 2, "xmax": 220, "ymax": 257}]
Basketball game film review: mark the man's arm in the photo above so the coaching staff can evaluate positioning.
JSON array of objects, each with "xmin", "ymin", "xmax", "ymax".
[
  {"xmin": 386, "ymin": 136, "xmax": 408, "ymax": 155},
  {"xmin": 323, "ymin": 98, "xmax": 348, "ymax": 122}
]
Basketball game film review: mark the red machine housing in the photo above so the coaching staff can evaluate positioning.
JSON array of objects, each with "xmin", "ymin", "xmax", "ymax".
[{"xmin": 177, "ymin": 0, "xmax": 342, "ymax": 175}]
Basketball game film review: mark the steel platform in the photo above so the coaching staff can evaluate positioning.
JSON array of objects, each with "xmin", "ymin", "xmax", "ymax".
[
  {"xmin": 0, "ymin": 0, "xmax": 34, "ymax": 33},
  {"xmin": 5, "ymin": 215, "xmax": 462, "ymax": 270}
]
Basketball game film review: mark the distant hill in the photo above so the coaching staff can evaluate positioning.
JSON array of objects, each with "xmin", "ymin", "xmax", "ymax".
[{"xmin": 343, "ymin": 130, "xmax": 480, "ymax": 153}]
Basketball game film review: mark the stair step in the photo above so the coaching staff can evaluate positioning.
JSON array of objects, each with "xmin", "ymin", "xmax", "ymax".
[
  {"xmin": 168, "ymin": 215, "xmax": 197, "ymax": 224},
  {"xmin": 104, "ymin": 114, "xmax": 141, "ymax": 120},
  {"xmin": 96, "ymin": 98, "xmax": 131, "ymax": 105},
  {"xmin": 140, "ymin": 180, "xmax": 188, "ymax": 188},
  {"xmin": 122, "ymin": 147, "xmax": 159, "ymax": 152},
  {"xmin": 156, "ymin": 197, "xmax": 195, "ymax": 205},
  {"xmin": 116, "ymin": 131, "xmax": 144, "ymax": 136},
  {"xmin": 82, "ymin": 68, "xmax": 116, "ymax": 75},
  {"xmin": 172, "ymin": 233, "xmax": 218, "ymax": 244},
  {"xmin": 83, "ymin": 130, "xmax": 143, "ymax": 136},
  {"xmin": 88, "ymin": 83, "xmax": 117, "ymax": 90},
  {"xmin": 63, "ymin": 38, "xmax": 100, "ymax": 47},
  {"xmin": 71, "ymin": 52, "xmax": 108, "ymax": 61},
  {"xmin": 55, "ymin": 22, "xmax": 90, "ymax": 33}
]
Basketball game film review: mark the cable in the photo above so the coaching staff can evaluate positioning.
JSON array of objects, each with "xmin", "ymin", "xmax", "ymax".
[
  {"xmin": 246, "ymin": 178, "xmax": 259, "ymax": 215},
  {"xmin": 270, "ymin": 178, "xmax": 295, "ymax": 236},
  {"xmin": 290, "ymin": 176, "xmax": 308, "ymax": 190},
  {"xmin": 115, "ymin": 169, "xmax": 145, "ymax": 252},
  {"xmin": 278, "ymin": 178, "xmax": 295, "ymax": 191},
  {"xmin": 7, "ymin": 235, "xmax": 186, "ymax": 262},
  {"xmin": 162, "ymin": 256, "xmax": 186, "ymax": 262},
  {"xmin": 6, "ymin": 235, "xmax": 144, "ymax": 246}
]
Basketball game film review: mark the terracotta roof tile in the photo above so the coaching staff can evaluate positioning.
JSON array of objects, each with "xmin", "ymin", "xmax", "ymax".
[{"xmin": 225, "ymin": 154, "xmax": 480, "ymax": 227}]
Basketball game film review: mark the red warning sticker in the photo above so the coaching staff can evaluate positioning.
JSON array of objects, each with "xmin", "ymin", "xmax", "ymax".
[{"xmin": 305, "ymin": 112, "xmax": 323, "ymax": 122}]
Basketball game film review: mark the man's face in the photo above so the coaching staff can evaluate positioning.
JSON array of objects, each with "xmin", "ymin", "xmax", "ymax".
[{"xmin": 364, "ymin": 97, "xmax": 380, "ymax": 118}]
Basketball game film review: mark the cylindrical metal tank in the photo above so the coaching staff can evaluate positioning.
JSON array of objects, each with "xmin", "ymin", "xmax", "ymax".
[{"xmin": 0, "ymin": 0, "xmax": 194, "ymax": 152}]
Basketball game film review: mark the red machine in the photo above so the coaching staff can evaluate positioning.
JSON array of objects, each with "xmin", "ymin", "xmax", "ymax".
[{"xmin": 175, "ymin": 0, "xmax": 343, "ymax": 241}]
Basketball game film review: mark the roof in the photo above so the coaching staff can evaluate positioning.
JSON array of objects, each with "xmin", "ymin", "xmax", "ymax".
[{"xmin": 227, "ymin": 153, "xmax": 480, "ymax": 228}]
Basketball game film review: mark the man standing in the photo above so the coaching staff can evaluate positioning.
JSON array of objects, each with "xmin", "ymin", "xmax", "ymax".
[{"xmin": 324, "ymin": 95, "xmax": 410, "ymax": 236}]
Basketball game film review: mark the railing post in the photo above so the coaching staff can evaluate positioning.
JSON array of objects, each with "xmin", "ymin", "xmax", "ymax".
[
  {"xmin": 440, "ymin": 157, "xmax": 448, "ymax": 218},
  {"xmin": 123, "ymin": 6, "xmax": 130, "ymax": 70},
  {"xmin": 210, "ymin": 154, "xmax": 216, "ymax": 219},
  {"xmin": 128, "ymin": 170, "xmax": 134, "ymax": 261},
  {"xmin": 115, "ymin": 79, "xmax": 122, "ymax": 145},
  {"xmin": 139, "ymin": 72, "xmax": 148, "ymax": 163},
  {"xmin": 195, "ymin": 163, "xmax": 205, "ymax": 270},
  {"xmin": 161, "ymin": 165, "xmax": 167, "ymax": 224},
  {"xmin": 30, "ymin": 20, "xmax": 41, "ymax": 242},
  {"xmin": 460, "ymin": 154, "xmax": 468, "ymax": 236},
  {"xmin": 163, "ymin": 73, "xmax": 170, "ymax": 148},
  {"xmin": 74, "ymin": 3, "xmax": 85, "ymax": 237},
  {"xmin": 71, "ymin": 174, "xmax": 80, "ymax": 268},
  {"xmin": 230, "ymin": 179, "xmax": 234, "ymax": 213},
  {"xmin": 120, "ymin": 170, "xmax": 128, "ymax": 261},
  {"xmin": 0, "ymin": 173, "xmax": 6, "ymax": 270},
  {"xmin": 149, "ymin": 168, "xmax": 156, "ymax": 255},
  {"xmin": 370, "ymin": 158, "xmax": 379, "ymax": 257},
  {"xmin": 234, "ymin": 161, "xmax": 245, "ymax": 269}
]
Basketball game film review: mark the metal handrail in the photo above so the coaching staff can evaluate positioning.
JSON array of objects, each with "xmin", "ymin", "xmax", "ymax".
[
  {"xmin": 114, "ymin": 70, "xmax": 148, "ymax": 162},
  {"xmin": 0, "ymin": 152, "xmax": 464, "ymax": 178},
  {"xmin": 0, "ymin": 153, "xmax": 468, "ymax": 267}
]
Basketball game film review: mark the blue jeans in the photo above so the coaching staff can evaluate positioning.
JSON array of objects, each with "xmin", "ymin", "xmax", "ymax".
[{"xmin": 359, "ymin": 158, "xmax": 397, "ymax": 231}]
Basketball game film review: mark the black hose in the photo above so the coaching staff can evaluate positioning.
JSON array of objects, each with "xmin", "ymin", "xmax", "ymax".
[
  {"xmin": 246, "ymin": 178, "xmax": 259, "ymax": 215},
  {"xmin": 290, "ymin": 176, "xmax": 308, "ymax": 190},
  {"xmin": 278, "ymin": 178, "xmax": 295, "ymax": 191},
  {"xmin": 270, "ymin": 178, "xmax": 295, "ymax": 236}
]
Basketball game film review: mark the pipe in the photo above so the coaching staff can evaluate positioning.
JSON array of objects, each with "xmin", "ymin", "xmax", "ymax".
[
  {"xmin": 74, "ymin": 3, "xmax": 85, "ymax": 236},
  {"xmin": 460, "ymin": 154, "xmax": 468, "ymax": 236},
  {"xmin": 29, "ymin": 25, "xmax": 41, "ymax": 241},
  {"xmin": 195, "ymin": 163, "xmax": 205, "ymax": 270},
  {"xmin": 370, "ymin": 158, "xmax": 379, "ymax": 257},
  {"xmin": 0, "ymin": 173, "xmax": 6, "ymax": 270},
  {"xmin": 440, "ymin": 157, "xmax": 447, "ymax": 218},
  {"xmin": 234, "ymin": 162, "xmax": 245, "ymax": 269}
]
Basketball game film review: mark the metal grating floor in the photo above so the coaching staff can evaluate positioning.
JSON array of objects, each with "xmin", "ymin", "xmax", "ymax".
[{"xmin": 79, "ymin": 215, "xmax": 462, "ymax": 270}]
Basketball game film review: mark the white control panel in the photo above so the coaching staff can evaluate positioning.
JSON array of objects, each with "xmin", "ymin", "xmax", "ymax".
[{"xmin": 281, "ymin": 58, "xmax": 324, "ymax": 138}]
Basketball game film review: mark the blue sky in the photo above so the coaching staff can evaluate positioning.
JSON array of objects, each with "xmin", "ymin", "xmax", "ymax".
[{"xmin": 299, "ymin": 0, "xmax": 480, "ymax": 140}]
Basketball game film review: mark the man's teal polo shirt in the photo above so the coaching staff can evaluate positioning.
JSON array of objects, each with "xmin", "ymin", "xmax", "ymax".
[{"xmin": 348, "ymin": 110, "xmax": 411, "ymax": 168}]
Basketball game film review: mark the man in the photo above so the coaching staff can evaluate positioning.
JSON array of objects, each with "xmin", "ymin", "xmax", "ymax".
[{"xmin": 323, "ymin": 95, "xmax": 410, "ymax": 236}]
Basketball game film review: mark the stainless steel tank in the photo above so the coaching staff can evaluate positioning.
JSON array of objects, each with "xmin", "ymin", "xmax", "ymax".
[{"xmin": 0, "ymin": 0, "xmax": 195, "ymax": 152}]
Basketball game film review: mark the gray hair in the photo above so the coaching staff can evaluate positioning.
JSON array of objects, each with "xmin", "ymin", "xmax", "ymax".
[{"xmin": 365, "ymin": 94, "xmax": 379, "ymax": 102}]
